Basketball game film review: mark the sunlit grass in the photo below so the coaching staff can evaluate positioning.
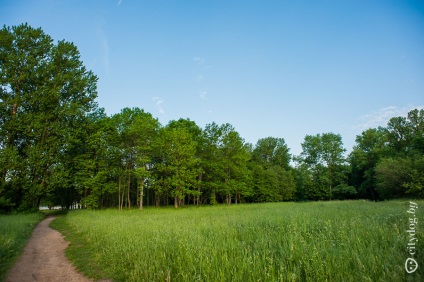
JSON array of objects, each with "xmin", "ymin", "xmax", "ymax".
[
  {"xmin": 0, "ymin": 213, "xmax": 43, "ymax": 281},
  {"xmin": 53, "ymin": 201, "xmax": 423, "ymax": 281}
]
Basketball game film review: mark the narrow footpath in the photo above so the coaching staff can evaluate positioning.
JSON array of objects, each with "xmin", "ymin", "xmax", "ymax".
[{"xmin": 6, "ymin": 216, "xmax": 92, "ymax": 282}]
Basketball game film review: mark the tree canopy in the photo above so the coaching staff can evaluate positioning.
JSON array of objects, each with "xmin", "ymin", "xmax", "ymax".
[
  {"xmin": 0, "ymin": 24, "xmax": 98, "ymax": 211},
  {"xmin": 1, "ymin": 23, "xmax": 423, "ymax": 212}
]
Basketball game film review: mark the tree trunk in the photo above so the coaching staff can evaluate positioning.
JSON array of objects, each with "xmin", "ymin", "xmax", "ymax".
[
  {"xmin": 127, "ymin": 171, "xmax": 131, "ymax": 209},
  {"xmin": 146, "ymin": 186, "xmax": 149, "ymax": 207},
  {"xmin": 226, "ymin": 194, "xmax": 231, "ymax": 204},
  {"xmin": 210, "ymin": 191, "xmax": 216, "ymax": 205},
  {"xmin": 174, "ymin": 195, "xmax": 179, "ymax": 208},
  {"xmin": 329, "ymin": 166, "xmax": 333, "ymax": 201},
  {"xmin": 155, "ymin": 193, "xmax": 160, "ymax": 207},
  {"xmin": 83, "ymin": 187, "xmax": 87, "ymax": 209},
  {"xmin": 120, "ymin": 189, "xmax": 124, "ymax": 210},
  {"xmin": 139, "ymin": 179, "xmax": 144, "ymax": 210},
  {"xmin": 118, "ymin": 174, "xmax": 121, "ymax": 211},
  {"xmin": 197, "ymin": 172, "xmax": 202, "ymax": 206}
]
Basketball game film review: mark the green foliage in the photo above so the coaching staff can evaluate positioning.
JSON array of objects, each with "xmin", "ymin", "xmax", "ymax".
[
  {"xmin": 0, "ymin": 23, "xmax": 98, "ymax": 211},
  {"xmin": 1, "ymin": 23, "xmax": 423, "ymax": 210},
  {"xmin": 349, "ymin": 127, "xmax": 389, "ymax": 200},
  {"xmin": 386, "ymin": 109, "xmax": 424, "ymax": 156},
  {"xmin": 251, "ymin": 163, "xmax": 295, "ymax": 202},
  {"xmin": 0, "ymin": 213, "xmax": 43, "ymax": 280},
  {"xmin": 156, "ymin": 125, "xmax": 198, "ymax": 208},
  {"xmin": 403, "ymin": 155, "xmax": 424, "ymax": 197},
  {"xmin": 351, "ymin": 109, "xmax": 424, "ymax": 200},
  {"xmin": 250, "ymin": 137, "xmax": 294, "ymax": 202},
  {"xmin": 375, "ymin": 158, "xmax": 410, "ymax": 199},
  {"xmin": 110, "ymin": 107, "xmax": 159, "ymax": 210},
  {"xmin": 375, "ymin": 156, "xmax": 424, "ymax": 199},
  {"xmin": 332, "ymin": 184, "xmax": 358, "ymax": 200},
  {"xmin": 296, "ymin": 133, "xmax": 347, "ymax": 200},
  {"xmin": 53, "ymin": 201, "xmax": 423, "ymax": 281},
  {"xmin": 252, "ymin": 137, "xmax": 291, "ymax": 170},
  {"xmin": 199, "ymin": 123, "xmax": 251, "ymax": 205}
]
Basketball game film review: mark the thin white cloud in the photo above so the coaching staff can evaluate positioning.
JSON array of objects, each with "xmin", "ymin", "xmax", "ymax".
[
  {"xmin": 117, "ymin": 0, "xmax": 123, "ymax": 5},
  {"xmin": 102, "ymin": 36, "xmax": 109, "ymax": 73},
  {"xmin": 199, "ymin": 90, "xmax": 208, "ymax": 100},
  {"xmin": 193, "ymin": 57, "xmax": 205, "ymax": 65},
  {"xmin": 356, "ymin": 105, "xmax": 424, "ymax": 131},
  {"xmin": 152, "ymin": 97, "xmax": 165, "ymax": 114},
  {"xmin": 196, "ymin": 74, "xmax": 204, "ymax": 82},
  {"xmin": 96, "ymin": 27, "xmax": 110, "ymax": 74}
]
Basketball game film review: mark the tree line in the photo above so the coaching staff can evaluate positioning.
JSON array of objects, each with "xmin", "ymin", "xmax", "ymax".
[{"xmin": 1, "ymin": 24, "xmax": 423, "ymax": 212}]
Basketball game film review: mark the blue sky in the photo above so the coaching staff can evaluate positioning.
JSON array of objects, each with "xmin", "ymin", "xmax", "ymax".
[{"xmin": 2, "ymin": 0, "xmax": 424, "ymax": 156}]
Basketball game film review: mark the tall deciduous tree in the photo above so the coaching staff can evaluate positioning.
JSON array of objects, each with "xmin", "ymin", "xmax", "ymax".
[
  {"xmin": 111, "ymin": 108, "xmax": 159, "ymax": 210},
  {"xmin": 167, "ymin": 118, "xmax": 204, "ymax": 205},
  {"xmin": 251, "ymin": 137, "xmax": 295, "ymax": 202},
  {"xmin": 201, "ymin": 122, "xmax": 223, "ymax": 204},
  {"xmin": 349, "ymin": 127, "xmax": 389, "ymax": 200},
  {"xmin": 0, "ymin": 24, "xmax": 98, "ymax": 210},
  {"xmin": 156, "ymin": 125, "xmax": 198, "ymax": 208},
  {"xmin": 320, "ymin": 133, "xmax": 347, "ymax": 197},
  {"xmin": 297, "ymin": 133, "xmax": 347, "ymax": 200},
  {"xmin": 252, "ymin": 137, "xmax": 291, "ymax": 170},
  {"xmin": 373, "ymin": 109, "xmax": 424, "ymax": 199},
  {"xmin": 200, "ymin": 123, "xmax": 251, "ymax": 204},
  {"xmin": 351, "ymin": 109, "xmax": 424, "ymax": 200}
]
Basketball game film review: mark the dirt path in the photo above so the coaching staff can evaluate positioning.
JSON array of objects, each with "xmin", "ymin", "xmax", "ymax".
[{"xmin": 5, "ymin": 216, "xmax": 93, "ymax": 282}]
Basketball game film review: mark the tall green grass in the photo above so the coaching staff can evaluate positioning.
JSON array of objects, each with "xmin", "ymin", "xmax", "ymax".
[
  {"xmin": 0, "ymin": 213, "xmax": 43, "ymax": 281},
  {"xmin": 53, "ymin": 201, "xmax": 423, "ymax": 281}
]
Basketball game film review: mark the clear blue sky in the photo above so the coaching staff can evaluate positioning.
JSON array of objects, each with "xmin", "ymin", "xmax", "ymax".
[{"xmin": 3, "ymin": 0, "xmax": 424, "ymax": 156}]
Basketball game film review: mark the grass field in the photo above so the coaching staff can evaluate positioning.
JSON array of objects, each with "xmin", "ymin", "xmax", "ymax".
[
  {"xmin": 0, "ymin": 212, "xmax": 44, "ymax": 281},
  {"xmin": 51, "ymin": 201, "xmax": 423, "ymax": 282}
]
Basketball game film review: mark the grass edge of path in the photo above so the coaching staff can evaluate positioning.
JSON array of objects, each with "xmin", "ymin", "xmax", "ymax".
[
  {"xmin": 49, "ymin": 214, "xmax": 113, "ymax": 281},
  {"xmin": 0, "ymin": 212, "xmax": 44, "ymax": 282}
]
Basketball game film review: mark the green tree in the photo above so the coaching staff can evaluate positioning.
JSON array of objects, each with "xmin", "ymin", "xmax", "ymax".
[
  {"xmin": 375, "ymin": 156, "xmax": 424, "ymax": 199},
  {"xmin": 167, "ymin": 118, "xmax": 204, "ymax": 205},
  {"xmin": 332, "ymin": 184, "xmax": 358, "ymax": 200},
  {"xmin": 375, "ymin": 157, "xmax": 409, "ymax": 199},
  {"xmin": 320, "ymin": 133, "xmax": 347, "ymax": 197},
  {"xmin": 251, "ymin": 137, "xmax": 295, "ymax": 202},
  {"xmin": 155, "ymin": 125, "xmax": 198, "ymax": 208},
  {"xmin": 111, "ymin": 108, "xmax": 159, "ymax": 210},
  {"xmin": 200, "ymin": 123, "xmax": 251, "ymax": 204},
  {"xmin": 200, "ymin": 122, "xmax": 224, "ymax": 204},
  {"xmin": 402, "ymin": 155, "xmax": 424, "ymax": 197},
  {"xmin": 251, "ymin": 137, "xmax": 291, "ymax": 170},
  {"xmin": 407, "ymin": 109, "xmax": 424, "ymax": 155},
  {"xmin": 297, "ymin": 133, "xmax": 347, "ymax": 200},
  {"xmin": 219, "ymin": 124, "xmax": 251, "ymax": 204},
  {"xmin": 386, "ymin": 108, "xmax": 424, "ymax": 156},
  {"xmin": 349, "ymin": 127, "xmax": 389, "ymax": 200},
  {"xmin": 0, "ymin": 24, "xmax": 98, "ymax": 211},
  {"xmin": 67, "ymin": 109, "xmax": 119, "ymax": 209},
  {"xmin": 350, "ymin": 109, "xmax": 424, "ymax": 200}
]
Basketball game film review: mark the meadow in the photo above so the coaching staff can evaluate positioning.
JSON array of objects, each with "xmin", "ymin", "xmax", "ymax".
[
  {"xmin": 0, "ymin": 212, "xmax": 44, "ymax": 281},
  {"xmin": 51, "ymin": 200, "xmax": 423, "ymax": 282}
]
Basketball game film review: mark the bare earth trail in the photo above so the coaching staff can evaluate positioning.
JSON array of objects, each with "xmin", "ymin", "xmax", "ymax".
[{"xmin": 6, "ymin": 216, "xmax": 93, "ymax": 282}]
